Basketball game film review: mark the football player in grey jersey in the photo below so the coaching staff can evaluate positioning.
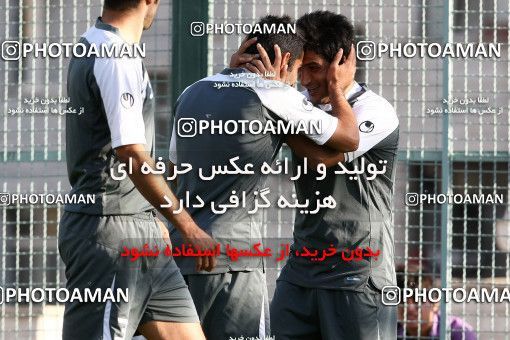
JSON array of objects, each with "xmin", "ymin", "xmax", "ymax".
[
  {"xmin": 169, "ymin": 15, "xmax": 359, "ymax": 340},
  {"xmin": 238, "ymin": 10, "xmax": 399, "ymax": 340},
  {"xmin": 60, "ymin": 1, "xmax": 215, "ymax": 339}
]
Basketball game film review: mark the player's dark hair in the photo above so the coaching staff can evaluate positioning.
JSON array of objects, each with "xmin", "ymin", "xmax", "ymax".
[
  {"xmin": 104, "ymin": 0, "xmax": 142, "ymax": 11},
  {"xmin": 245, "ymin": 15, "xmax": 304, "ymax": 70},
  {"xmin": 296, "ymin": 10, "xmax": 355, "ymax": 63},
  {"xmin": 396, "ymin": 264, "xmax": 435, "ymax": 290}
]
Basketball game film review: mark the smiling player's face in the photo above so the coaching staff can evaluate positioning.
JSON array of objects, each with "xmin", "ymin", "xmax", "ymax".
[{"xmin": 299, "ymin": 50, "xmax": 330, "ymax": 105}]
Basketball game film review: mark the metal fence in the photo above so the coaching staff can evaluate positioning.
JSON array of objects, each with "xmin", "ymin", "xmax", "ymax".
[{"xmin": 1, "ymin": 0, "xmax": 509, "ymax": 339}]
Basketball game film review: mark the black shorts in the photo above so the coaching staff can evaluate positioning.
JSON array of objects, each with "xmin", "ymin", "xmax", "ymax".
[
  {"xmin": 58, "ymin": 211, "xmax": 199, "ymax": 340},
  {"xmin": 184, "ymin": 270, "xmax": 270, "ymax": 340},
  {"xmin": 270, "ymin": 279, "xmax": 397, "ymax": 340}
]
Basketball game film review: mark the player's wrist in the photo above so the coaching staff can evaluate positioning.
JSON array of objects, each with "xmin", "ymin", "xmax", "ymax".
[
  {"xmin": 180, "ymin": 223, "xmax": 203, "ymax": 240},
  {"xmin": 328, "ymin": 85, "xmax": 348, "ymax": 103},
  {"xmin": 163, "ymin": 209, "xmax": 194, "ymax": 235},
  {"xmin": 328, "ymin": 81, "xmax": 347, "ymax": 97}
]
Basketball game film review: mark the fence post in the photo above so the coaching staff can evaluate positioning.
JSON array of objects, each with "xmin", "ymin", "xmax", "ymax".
[
  {"xmin": 440, "ymin": 0, "xmax": 453, "ymax": 339},
  {"xmin": 171, "ymin": 0, "xmax": 209, "ymax": 104}
]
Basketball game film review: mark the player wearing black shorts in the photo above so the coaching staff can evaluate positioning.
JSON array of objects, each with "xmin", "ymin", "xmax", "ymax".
[
  {"xmin": 239, "ymin": 11, "xmax": 400, "ymax": 340},
  {"xmin": 273, "ymin": 11, "xmax": 399, "ymax": 339},
  {"xmin": 170, "ymin": 15, "xmax": 360, "ymax": 340},
  {"xmin": 60, "ymin": 1, "xmax": 215, "ymax": 339}
]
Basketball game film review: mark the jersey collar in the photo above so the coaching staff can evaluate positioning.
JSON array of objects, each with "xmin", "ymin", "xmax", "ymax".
[
  {"xmin": 95, "ymin": 17, "xmax": 122, "ymax": 36},
  {"xmin": 345, "ymin": 81, "xmax": 362, "ymax": 100}
]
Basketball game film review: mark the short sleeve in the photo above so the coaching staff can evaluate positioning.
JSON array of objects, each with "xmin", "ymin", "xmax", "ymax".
[
  {"xmin": 94, "ymin": 55, "xmax": 147, "ymax": 148},
  {"xmin": 344, "ymin": 95, "xmax": 399, "ymax": 163},
  {"xmin": 250, "ymin": 84, "xmax": 338, "ymax": 145}
]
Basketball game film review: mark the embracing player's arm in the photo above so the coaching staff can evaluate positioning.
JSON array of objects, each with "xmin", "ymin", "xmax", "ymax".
[
  {"xmin": 287, "ymin": 98, "xmax": 400, "ymax": 168},
  {"xmin": 285, "ymin": 47, "xmax": 358, "ymax": 167},
  {"xmin": 95, "ymin": 55, "xmax": 216, "ymax": 272},
  {"xmin": 230, "ymin": 42, "xmax": 358, "ymax": 154},
  {"xmin": 289, "ymin": 99, "xmax": 399, "ymax": 168},
  {"xmin": 239, "ymin": 42, "xmax": 400, "ymax": 169}
]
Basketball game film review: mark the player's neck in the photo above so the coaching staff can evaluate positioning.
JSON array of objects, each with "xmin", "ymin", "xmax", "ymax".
[
  {"xmin": 343, "ymin": 81, "xmax": 355, "ymax": 99},
  {"xmin": 321, "ymin": 81, "xmax": 355, "ymax": 105},
  {"xmin": 101, "ymin": 9, "xmax": 144, "ymax": 44}
]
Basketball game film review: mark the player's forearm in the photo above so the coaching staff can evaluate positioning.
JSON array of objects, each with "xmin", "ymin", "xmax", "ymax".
[
  {"xmin": 116, "ymin": 147, "xmax": 197, "ymax": 237},
  {"xmin": 167, "ymin": 161, "xmax": 178, "ymax": 188},
  {"xmin": 324, "ymin": 85, "xmax": 359, "ymax": 152},
  {"xmin": 130, "ymin": 163, "xmax": 196, "ymax": 234},
  {"xmin": 286, "ymin": 135, "xmax": 345, "ymax": 168}
]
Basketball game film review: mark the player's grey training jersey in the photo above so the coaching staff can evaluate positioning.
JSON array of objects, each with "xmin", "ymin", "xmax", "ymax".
[
  {"xmin": 65, "ymin": 18, "xmax": 154, "ymax": 215},
  {"xmin": 168, "ymin": 68, "xmax": 339, "ymax": 274},
  {"xmin": 279, "ymin": 82, "xmax": 399, "ymax": 290}
]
